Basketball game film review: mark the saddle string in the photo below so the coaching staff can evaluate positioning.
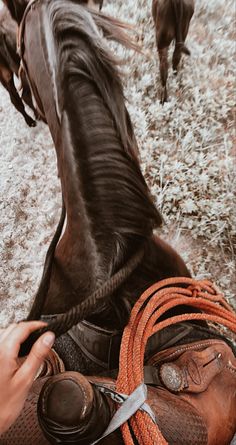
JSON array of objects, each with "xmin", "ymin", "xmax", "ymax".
[{"xmin": 115, "ymin": 277, "xmax": 236, "ymax": 445}]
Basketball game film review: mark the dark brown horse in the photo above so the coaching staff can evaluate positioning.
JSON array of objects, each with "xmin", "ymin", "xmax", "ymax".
[
  {"xmin": 1, "ymin": 2, "xmax": 235, "ymax": 445},
  {"xmin": 0, "ymin": 5, "xmax": 36, "ymax": 126},
  {"xmin": 3, "ymin": 0, "xmax": 195, "ymax": 373},
  {"xmin": 152, "ymin": 0, "xmax": 194, "ymax": 103}
]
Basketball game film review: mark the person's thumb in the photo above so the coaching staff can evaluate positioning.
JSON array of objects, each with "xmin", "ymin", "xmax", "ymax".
[{"xmin": 16, "ymin": 331, "xmax": 55, "ymax": 385}]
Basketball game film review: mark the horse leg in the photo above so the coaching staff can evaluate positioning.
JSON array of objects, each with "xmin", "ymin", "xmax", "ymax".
[
  {"xmin": 158, "ymin": 47, "xmax": 168, "ymax": 104},
  {"xmin": 87, "ymin": 0, "xmax": 103, "ymax": 11},
  {"xmin": 172, "ymin": 22, "xmax": 191, "ymax": 74},
  {"xmin": 0, "ymin": 67, "xmax": 36, "ymax": 127},
  {"xmin": 172, "ymin": 43, "xmax": 182, "ymax": 74},
  {"xmin": 20, "ymin": 68, "xmax": 40, "ymax": 119}
]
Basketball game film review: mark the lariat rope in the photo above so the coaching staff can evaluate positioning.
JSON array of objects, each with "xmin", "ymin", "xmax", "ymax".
[{"xmin": 114, "ymin": 277, "xmax": 236, "ymax": 445}]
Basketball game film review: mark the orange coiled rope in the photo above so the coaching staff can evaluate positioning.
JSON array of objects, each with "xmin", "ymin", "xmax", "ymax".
[{"xmin": 115, "ymin": 277, "xmax": 236, "ymax": 445}]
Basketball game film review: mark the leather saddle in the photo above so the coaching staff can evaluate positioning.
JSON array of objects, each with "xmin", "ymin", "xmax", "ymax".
[{"xmin": 1, "ymin": 337, "xmax": 235, "ymax": 445}]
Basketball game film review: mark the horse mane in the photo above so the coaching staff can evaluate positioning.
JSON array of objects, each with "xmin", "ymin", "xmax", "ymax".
[
  {"xmin": 48, "ymin": 0, "xmax": 162, "ymax": 241},
  {"xmin": 50, "ymin": 2, "xmax": 140, "ymax": 153}
]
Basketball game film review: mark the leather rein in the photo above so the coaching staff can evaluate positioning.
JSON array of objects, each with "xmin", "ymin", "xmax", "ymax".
[{"xmin": 17, "ymin": 0, "xmax": 59, "ymax": 122}]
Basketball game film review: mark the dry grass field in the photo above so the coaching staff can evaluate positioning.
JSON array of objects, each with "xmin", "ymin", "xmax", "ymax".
[{"xmin": 0, "ymin": 0, "xmax": 235, "ymax": 326}]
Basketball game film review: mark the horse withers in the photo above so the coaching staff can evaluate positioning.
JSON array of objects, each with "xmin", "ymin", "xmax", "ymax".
[
  {"xmin": 152, "ymin": 0, "xmax": 194, "ymax": 103},
  {"xmin": 0, "ymin": 5, "xmax": 36, "ymax": 126}
]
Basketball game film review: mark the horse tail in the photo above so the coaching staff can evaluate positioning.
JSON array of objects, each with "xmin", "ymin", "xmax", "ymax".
[{"xmin": 171, "ymin": 0, "xmax": 191, "ymax": 55}]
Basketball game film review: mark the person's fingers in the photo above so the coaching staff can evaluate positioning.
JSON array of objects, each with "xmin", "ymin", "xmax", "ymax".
[
  {"xmin": 0, "ymin": 321, "xmax": 48, "ymax": 358},
  {"xmin": 0, "ymin": 323, "xmax": 18, "ymax": 342},
  {"xmin": 16, "ymin": 331, "xmax": 55, "ymax": 386}
]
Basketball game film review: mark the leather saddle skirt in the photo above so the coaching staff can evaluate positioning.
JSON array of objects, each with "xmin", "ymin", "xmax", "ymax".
[{"xmin": 1, "ymin": 338, "xmax": 235, "ymax": 445}]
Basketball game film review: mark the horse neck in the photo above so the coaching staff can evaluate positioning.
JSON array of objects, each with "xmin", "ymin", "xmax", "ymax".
[
  {"xmin": 60, "ymin": 80, "xmax": 129, "ymax": 259},
  {"xmin": 41, "ymin": 6, "xmax": 161, "ymax": 315},
  {"xmin": 45, "ymin": 78, "xmax": 150, "ymax": 314}
]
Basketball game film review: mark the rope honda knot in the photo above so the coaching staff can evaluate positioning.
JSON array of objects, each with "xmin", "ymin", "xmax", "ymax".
[{"xmin": 188, "ymin": 284, "xmax": 202, "ymax": 298}]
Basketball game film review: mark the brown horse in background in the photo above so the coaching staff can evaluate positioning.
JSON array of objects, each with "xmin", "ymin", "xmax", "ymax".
[
  {"xmin": 152, "ymin": 0, "xmax": 194, "ymax": 103},
  {"xmin": 0, "ymin": 5, "xmax": 36, "ymax": 126}
]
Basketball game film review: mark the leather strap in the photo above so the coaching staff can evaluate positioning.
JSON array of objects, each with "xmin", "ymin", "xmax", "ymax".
[
  {"xmin": 69, "ymin": 321, "xmax": 122, "ymax": 369},
  {"xmin": 90, "ymin": 383, "xmax": 155, "ymax": 445},
  {"xmin": 42, "ymin": 314, "xmax": 234, "ymax": 371},
  {"xmin": 68, "ymin": 320, "xmax": 195, "ymax": 370},
  {"xmin": 17, "ymin": 0, "xmax": 47, "ymax": 120}
]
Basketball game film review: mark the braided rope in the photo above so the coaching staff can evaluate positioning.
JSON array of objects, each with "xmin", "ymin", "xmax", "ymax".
[
  {"xmin": 20, "ymin": 245, "xmax": 144, "ymax": 357},
  {"xmin": 115, "ymin": 277, "xmax": 236, "ymax": 445},
  {"xmin": 26, "ymin": 247, "xmax": 144, "ymax": 344}
]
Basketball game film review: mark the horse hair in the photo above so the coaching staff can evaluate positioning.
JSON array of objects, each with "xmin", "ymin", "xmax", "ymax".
[{"xmin": 48, "ymin": 0, "xmax": 162, "ymax": 246}]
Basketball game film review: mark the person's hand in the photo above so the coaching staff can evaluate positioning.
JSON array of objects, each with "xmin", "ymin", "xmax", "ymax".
[{"xmin": 0, "ymin": 321, "xmax": 55, "ymax": 434}]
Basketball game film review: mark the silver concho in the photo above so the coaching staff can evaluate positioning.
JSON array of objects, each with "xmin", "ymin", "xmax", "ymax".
[{"xmin": 160, "ymin": 363, "xmax": 183, "ymax": 392}]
